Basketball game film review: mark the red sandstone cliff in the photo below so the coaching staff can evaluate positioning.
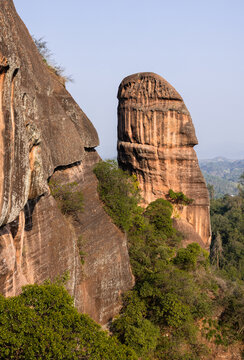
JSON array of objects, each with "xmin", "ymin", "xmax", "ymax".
[
  {"xmin": 117, "ymin": 72, "xmax": 211, "ymax": 247},
  {"xmin": 0, "ymin": 0, "xmax": 133, "ymax": 324}
]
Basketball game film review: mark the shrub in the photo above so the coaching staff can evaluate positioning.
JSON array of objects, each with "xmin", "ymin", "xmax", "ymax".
[
  {"xmin": 173, "ymin": 243, "xmax": 209, "ymax": 271},
  {"xmin": 111, "ymin": 292, "xmax": 160, "ymax": 358},
  {"xmin": 154, "ymin": 292, "xmax": 192, "ymax": 328},
  {"xmin": 0, "ymin": 283, "xmax": 137, "ymax": 360},
  {"xmin": 33, "ymin": 36, "xmax": 73, "ymax": 84},
  {"xmin": 49, "ymin": 180, "xmax": 83, "ymax": 216},
  {"xmin": 168, "ymin": 189, "xmax": 193, "ymax": 205},
  {"xmin": 93, "ymin": 160, "xmax": 140, "ymax": 232},
  {"xmin": 77, "ymin": 235, "xmax": 86, "ymax": 264},
  {"xmin": 144, "ymin": 198, "xmax": 174, "ymax": 238},
  {"xmin": 219, "ymin": 285, "xmax": 244, "ymax": 342}
]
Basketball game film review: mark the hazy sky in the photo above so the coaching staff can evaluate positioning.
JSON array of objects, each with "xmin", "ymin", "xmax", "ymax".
[{"xmin": 14, "ymin": 0, "xmax": 244, "ymax": 160}]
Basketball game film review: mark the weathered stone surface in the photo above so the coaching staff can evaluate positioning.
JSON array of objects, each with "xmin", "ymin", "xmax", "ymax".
[
  {"xmin": 0, "ymin": 0, "xmax": 134, "ymax": 325},
  {"xmin": 117, "ymin": 72, "xmax": 211, "ymax": 246},
  {"xmin": 0, "ymin": 194, "xmax": 80, "ymax": 298},
  {"xmin": 0, "ymin": 0, "xmax": 98, "ymax": 226},
  {"xmin": 0, "ymin": 151, "xmax": 134, "ymax": 324},
  {"xmin": 50, "ymin": 150, "xmax": 134, "ymax": 323}
]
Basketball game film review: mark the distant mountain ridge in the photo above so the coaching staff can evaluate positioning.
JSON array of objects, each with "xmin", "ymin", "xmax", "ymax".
[{"xmin": 199, "ymin": 157, "xmax": 244, "ymax": 197}]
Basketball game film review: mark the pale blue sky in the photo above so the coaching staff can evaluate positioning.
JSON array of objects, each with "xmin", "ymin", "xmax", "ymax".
[{"xmin": 14, "ymin": 0, "xmax": 244, "ymax": 160}]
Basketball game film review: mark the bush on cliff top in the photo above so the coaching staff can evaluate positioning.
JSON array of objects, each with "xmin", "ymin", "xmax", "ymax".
[{"xmin": 33, "ymin": 36, "xmax": 73, "ymax": 84}]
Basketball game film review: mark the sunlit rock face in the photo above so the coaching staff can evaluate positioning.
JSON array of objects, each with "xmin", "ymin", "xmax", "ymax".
[
  {"xmin": 0, "ymin": 0, "xmax": 134, "ymax": 324},
  {"xmin": 117, "ymin": 72, "xmax": 211, "ymax": 247}
]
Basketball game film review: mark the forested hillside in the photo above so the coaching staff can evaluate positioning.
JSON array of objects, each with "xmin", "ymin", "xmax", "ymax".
[
  {"xmin": 93, "ymin": 161, "xmax": 244, "ymax": 359},
  {"xmin": 0, "ymin": 161, "xmax": 243, "ymax": 359},
  {"xmin": 199, "ymin": 158, "xmax": 244, "ymax": 198},
  {"xmin": 210, "ymin": 173, "xmax": 244, "ymax": 280}
]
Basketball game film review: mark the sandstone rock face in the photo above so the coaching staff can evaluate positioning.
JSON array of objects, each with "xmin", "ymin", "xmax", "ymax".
[
  {"xmin": 117, "ymin": 72, "xmax": 211, "ymax": 247},
  {"xmin": 0, "ymin": 0, "xmax": 133, "ymax": 324},
  {"xmin": 0, "ymin": 0, "xmax": 98, "ymax": 227},
  {"xmin": 50, "ymin": 151, "xmax": 134, "ymax": 323}
]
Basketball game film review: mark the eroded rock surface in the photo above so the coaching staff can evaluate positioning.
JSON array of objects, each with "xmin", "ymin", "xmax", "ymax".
[
  {"xmin": 0, "ymin": 0, "xmax": 133, "ymax": 324},
  {"xmin": 117, "ymin": 72, "xmax": 211, "ymax": 246},
  {"xmin": 0, "ymin": 0, "xmax": 98, "ymax": 226},
  {"xmin": 50, "ymin": 150, "xmax": 134, "ymax": 323}
]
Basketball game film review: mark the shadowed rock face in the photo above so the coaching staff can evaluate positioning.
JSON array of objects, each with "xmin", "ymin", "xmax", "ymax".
[
  {"xmin": 117, "ymin": 72, "xmax": 211, "ymax": 247},
  {"xmin": 0, "ymin": 0, "xmax": 134, "ymax": 324}
]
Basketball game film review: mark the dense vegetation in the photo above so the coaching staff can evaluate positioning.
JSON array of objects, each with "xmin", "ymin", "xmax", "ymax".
[
  {"xmin": 210, "ymin": 173, "xmax": 244, "ymax": 281},
  {"xmin": 0, "ymin": 280, "xmax": 137, "ymax": 360},
  {"xmin": 208, "ymin": 173, "xmax": 244, "ymax": 352},
  {"xmin": 1, "ymin": 161, "xmax": 243, "ymax": 359},
  {"xmin": 199, "ymin": 157, "xmax": 244, "ymax": 197},
  {"xmin": 94, "ymin": 160, "xmax": 244, "ymax": 359}
]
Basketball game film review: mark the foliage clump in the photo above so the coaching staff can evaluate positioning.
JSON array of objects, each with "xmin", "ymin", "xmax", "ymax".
[
  {"xmin": 49, "ymin": 180, "xmax": 83, "ymax": 217},
  {"xmin": 173, "ymin": 243, "xmax": 209, "ymax": 271},
  {"xmin": 0, "ymin": 281, "xmax": 137, "ymax": 360},
  {"xmin": 210, "ymin": 174, "xmax": 244, "ymax": 280},
  {"xmin": 168, "ymin": 189, "xmax": 193, "ymax": 205},
  {"xmin": 93, "ymin": 160, "xmax": 140, "ymax": 232},
  {"xmin": 144, "ymin": 199, "xmax": 174, "ymax": 238},
  {"xmin": 33, "ymin": 36, "xmax": 73, "ymax": 84},
  {"xmin": 208, "ymin": 174, "xmax": 244, "ymax": 344},
  {"xmin": 111, "ymin": 292, "xmax": 160, "ymax": 358}
]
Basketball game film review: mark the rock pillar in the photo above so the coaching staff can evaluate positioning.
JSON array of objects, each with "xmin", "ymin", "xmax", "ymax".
[{"xmin": 117, "ymin": 72, "xmax": 211, "ymax": 247}]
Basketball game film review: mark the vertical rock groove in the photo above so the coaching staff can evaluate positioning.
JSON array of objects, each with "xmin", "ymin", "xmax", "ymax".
[
  {"xmin": 7, "ymin": 68, "xmax": 19, "ymax": 216},
  {"xmin": 0, "ymin": 60, "xmax": 9, "ymax": 221},
  {"xmin": 117, "ymin": 72, "xmax": 211, "ymax": 247}
]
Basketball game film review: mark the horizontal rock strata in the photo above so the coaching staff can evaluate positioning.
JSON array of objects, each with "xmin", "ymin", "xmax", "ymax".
[{"xmin": 117, "ymin": 72, "xmax": 211, "ymax": 247}]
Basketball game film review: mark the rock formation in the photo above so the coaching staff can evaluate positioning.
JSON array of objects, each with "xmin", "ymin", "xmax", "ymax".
[
  {"xmin": 0, "ymin": 0, "xmax": 133, "ymax": 324},
  {"xmin": 117, "ymin": 72, "xmax": 211, "ymax": 247}
]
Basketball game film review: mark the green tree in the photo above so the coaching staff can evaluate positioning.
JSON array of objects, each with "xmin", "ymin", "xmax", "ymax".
[
  {"xmin": 111, "ymin": 292, "xmax": 160, "ymax": 358},
  {"xmin": 210, "ymin": 193, "xmax": 244, "ymax": 280},
  {"xmin": 168, "ymin": 189, "xmax": 193, "ymax": 205},
  {"xmin": 94, "ymin": 159, "xmax": 235, "ymax": 358},
  {"xmin": 207, "ymin": 184, "xmax": 215, "ymax": 200},
  {"xmin": 238, "ymin": 172, "xmax": 244, "ymax": 198},
  {"xmin": 211, "ymin": 232, "xmax": 223, "ymax": 269},
  {"xmin": 49, "ymin": 180, "xmax": 83, "ymax": 217},
  {"xmin": 93, "ymin": 160, "xmax": 140, "ymax": 232},
  {"xmin": 144, "ymin": 198, "xmax": 174, "ymax": 238},
  {"xmin": 173, "ymin": 243, "xmax": 209, "ymax": 271},
  {"xmin": 0, "ymin": 282, "xmax": 137, "ymax": 360}
]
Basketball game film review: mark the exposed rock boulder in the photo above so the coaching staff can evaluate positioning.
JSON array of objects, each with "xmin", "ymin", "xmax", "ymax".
[
  {"xmin": 0, "ymin": 0, "xmax": 133, "ymax": 324},
  {"xmin": 117, "ymin": 72, "xmax": 211, "ymax": 247}
]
